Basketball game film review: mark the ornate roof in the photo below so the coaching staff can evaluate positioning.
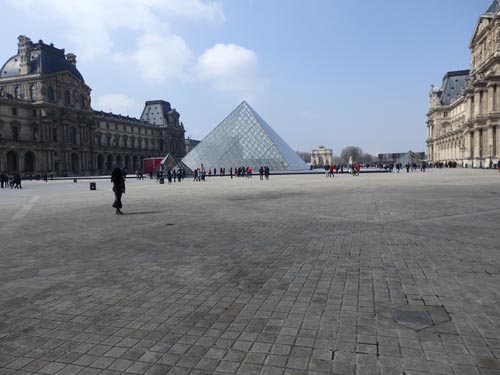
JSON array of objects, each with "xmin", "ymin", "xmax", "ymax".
[
  {"xmin": 486, "ymin": 0, "xmax": 500, "ymax": 14},
  {"xmin": 0, "ymin": 36, "xmax": 84, "ymax": 82},
  {"xmin": 439, "ymin": 70, "xmax": 469, "ymax": 106}
]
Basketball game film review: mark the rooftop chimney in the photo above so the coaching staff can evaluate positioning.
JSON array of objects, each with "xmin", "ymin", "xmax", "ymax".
[{"xmin": 17, "ymin": 35, "xmax": 33, "ymax": 75}]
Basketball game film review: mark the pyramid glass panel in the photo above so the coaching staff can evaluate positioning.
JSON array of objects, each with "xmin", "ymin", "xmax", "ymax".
[{"xmin": 182, "ymin": 102, "xmax": 308, "ymax": 171}]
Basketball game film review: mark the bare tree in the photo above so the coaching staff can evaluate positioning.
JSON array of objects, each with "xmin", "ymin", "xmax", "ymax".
[
  {"xmin": 340, "ymin": 146, "xmax": 362, "ymax": 163},
  {"xmin": 296, "ymin": 151, "xmax": 311, "ymax": 163},
  {"xmin": 339, "ymin": 146, "xmax": 376, "ymax": 164}
]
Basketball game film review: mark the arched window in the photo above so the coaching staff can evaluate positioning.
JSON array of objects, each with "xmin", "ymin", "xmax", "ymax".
[
  {"xmin": 30, "ymin": 84, "xmax": 36, "ymax": 101},
  {"xmin": 69, "ymin": 127, "xmax": 77, "ymax": 145},
  {"xmin": 47, "ymin": 86, "xmax": 55, "ymax": 101},
  {"xmin": 64, "ymin": 90, "xmax": 70, "ymax": 106},
  {"xmin": 14, "ymin": 86, "xmax": 21, "ymax": 99}
]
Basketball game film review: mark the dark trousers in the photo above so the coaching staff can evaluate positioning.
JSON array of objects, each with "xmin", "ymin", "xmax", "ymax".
[{"xmin": 113, "ymin": 188, "xmax": 123, "ymax": 209}]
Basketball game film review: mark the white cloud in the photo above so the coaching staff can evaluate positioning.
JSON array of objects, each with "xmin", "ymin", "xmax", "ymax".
[
  {"xmin": 113, "ymin": 33, "xmax": 193, "ymax": 82},
  {"xmin": 196, "ymin": 43, "xmax": 266, "ymax": 100},
  {"xmin": 6, "ymin": 0, "xmax": 223, "ymax": 71},
  {"xmin": 94, "ymin": 94, "xmax": 142, "ymax": 116},
  {"xmin": 6, "ymin": 0, "xmax": 266, "ymax": 100}
]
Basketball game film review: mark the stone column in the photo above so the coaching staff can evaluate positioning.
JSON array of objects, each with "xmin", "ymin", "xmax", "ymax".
[
  {"xmin": 466, "ymin": 97, "xmax": 473, "ymax": 121},
  {"xmin": 473, "ymin": 130, "xmax": 478, "ymax": 167},
  {"xmin": 469, "ymin": 132, "xmax": 473, "ymax": 164},
  {"xmin": 496, "ymin": 125, "xmax": 500, "ymax": 159},
  {"xmin": 0, "ymin": 150, "xmax": 5, "ymax": 172},
  {"xmin": 19, "ymin": 150, "xmax": 25, "ymax": 174},
  {"xmin": 475, "ymin": 91, "xmax": 481, "ymax": 117},
  {"xmin": 487, "ymin": 126, "xmax": 494, "ymax": 166},
  {"xmin": 488, "ymin": 86, "xmax": 495, "ymax": 112}
]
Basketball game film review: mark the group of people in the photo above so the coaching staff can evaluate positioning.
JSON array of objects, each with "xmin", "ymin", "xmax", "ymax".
[
  {"xmin": 206, "ymin": 167, "xmax": 228, "ymax": 176},
  {"xmin": 0, "ymin": 172, "xmax": 22, "ymax": 188},
  {"xmin": 323, "ymin": 163, "xmax": 362, "ymax": 176},
  {"xmin": 258, "ymin": 166, "xmax": 270, "ymax": 180},
  {"xmin": 134, "ymin": 170, "xmax": 145, "ymax": 180},
  {"xmin": 234, "ymin": 166, "xmax": 253, "ymax": 178},
  {"xmin": 165, "ymin": 169, "xmax": 185, "ymax": 184},
  {"xmin": 193, "ymin": 166, "xmax": 271, "ymax": 180}
]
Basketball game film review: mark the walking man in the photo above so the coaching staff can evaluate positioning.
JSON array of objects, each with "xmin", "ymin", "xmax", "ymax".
[{"xmin": 111, "ymin": 167, "xmax": 125, "ymax": 215}]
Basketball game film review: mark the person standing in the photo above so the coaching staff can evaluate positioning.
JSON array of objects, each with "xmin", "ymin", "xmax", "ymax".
[{"xmin": 111, "ymin": 167, "xmax": 125, "ymax": 215}]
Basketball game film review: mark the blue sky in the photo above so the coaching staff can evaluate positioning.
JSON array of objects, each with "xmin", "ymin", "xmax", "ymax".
[{"xmin": 0, "ymin": 0, "xmax": 493, "ymax": 155}]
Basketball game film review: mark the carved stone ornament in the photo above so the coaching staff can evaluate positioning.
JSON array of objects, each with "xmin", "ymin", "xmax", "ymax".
[{"xmin": 478, "ymin": 19, "xmax": 489, "ymax": 34}]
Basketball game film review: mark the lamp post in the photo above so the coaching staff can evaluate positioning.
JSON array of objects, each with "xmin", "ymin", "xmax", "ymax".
[{"xmin": 460, "ymin": 145, "xmax": 466, "ymax": 168}]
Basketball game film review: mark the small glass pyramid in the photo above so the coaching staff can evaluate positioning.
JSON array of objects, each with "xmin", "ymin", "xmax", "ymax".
[{"xmin": 182, "ymin": 101, "xmax": 308, "ymax": 171}]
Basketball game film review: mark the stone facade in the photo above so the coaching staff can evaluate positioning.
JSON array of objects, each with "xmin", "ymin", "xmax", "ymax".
[
  {"xmin": 0, "ymin": 35, "xmax": 185, "ymax": 176},
  {"xmin": 427, "ymin": 1, "xmax": 500, "ymax": 168},
  {"xmin": 311, "ymin": 145, "xmax": 333, "ymax": 167}
]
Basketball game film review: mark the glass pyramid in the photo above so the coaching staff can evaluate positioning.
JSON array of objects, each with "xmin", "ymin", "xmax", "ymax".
[
  {"xmin": 161, "ymin": 153, "xmax": 193, "ymax": 174},
  {"xmin": 182, "ymin": 101, "xmax": 308, "ymax": 171}
]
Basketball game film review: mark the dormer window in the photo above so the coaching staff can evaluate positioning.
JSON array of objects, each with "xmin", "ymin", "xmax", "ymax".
[{"xmin": 14, "ymin": 86, "xmax": 21, "ymax": 99}]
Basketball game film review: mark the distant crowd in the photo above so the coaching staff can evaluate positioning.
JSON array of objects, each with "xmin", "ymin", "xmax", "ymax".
[{"xmin": 0, "ymin": 172, "xmax": 22, "ymax": 188}]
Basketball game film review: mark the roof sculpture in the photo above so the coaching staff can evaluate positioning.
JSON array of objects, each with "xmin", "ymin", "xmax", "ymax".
[
  {"xmin": 0, "ymin": 36, "xmax": 84, "ymax": 82},
  {"xmin": 182, "ymin": 101, "xmax": 308, "ymax": 171}
]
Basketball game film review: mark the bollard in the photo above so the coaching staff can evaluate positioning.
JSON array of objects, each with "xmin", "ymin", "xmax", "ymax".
[
  {"xmin": 73, "ymin": 178, "xmax": 77, "ymax": 183},
  {"xmin": 90, "ymin": 182, "xmax": 96, "ymax": 190}
]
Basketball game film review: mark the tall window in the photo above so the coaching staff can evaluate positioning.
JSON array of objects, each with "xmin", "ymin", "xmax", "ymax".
[
  {"xmin": 12, "ymin": 126, "xmax": 19, "ymax": 141},
  {"xmin": 52, "ymin": 128, "xmax": 58, "ymax": 142},
  {"xmin": 80, "ymin": 94, "xmax": 85, "ymax": 109},
  {"xmin": 30, "ymin": 84, "xmax": 36, "ymax": 101},
  {"xmin": 64, "ymin": 90, "xmax": 70, "ymax": 106},
  {"xmin": 69, "ymin": 127, "xmax": 77, "ymax": 145},
  {"xmin": 14, "ymin": 86, "xmax": 21, "ymax": 99},
  {"xmin": 47, "ymin": 86, "xmax": 55, "ymax": 101}
]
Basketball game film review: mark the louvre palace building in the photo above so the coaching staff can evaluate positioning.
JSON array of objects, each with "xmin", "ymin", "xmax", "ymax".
[
  {"xmin": 427, "ymin": 0, "xmax": 500, "ymax": 167},
  {"xmin": 0, "ymin": 35, "xmax": 186, "ymax": 176}
]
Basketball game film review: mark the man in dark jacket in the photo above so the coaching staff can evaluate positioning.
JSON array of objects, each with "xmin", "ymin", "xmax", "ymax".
[{"xmin": 111, "ymin": 167, "xmax": 125, "ymax": 215}]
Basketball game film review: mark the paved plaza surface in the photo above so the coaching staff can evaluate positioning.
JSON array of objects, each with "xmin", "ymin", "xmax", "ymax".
[{"xmin": 0, "ymin": 169, "xmax": 499, "ymax": 375}]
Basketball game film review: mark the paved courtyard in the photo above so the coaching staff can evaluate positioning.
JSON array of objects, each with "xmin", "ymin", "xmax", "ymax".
[{"xmin": 0, "ymin": 169, "xmax": 499, "ymax": 375}]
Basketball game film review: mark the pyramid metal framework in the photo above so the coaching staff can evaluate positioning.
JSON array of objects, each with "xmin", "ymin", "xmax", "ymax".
[
  {"xmin": 161, "ymin": 153, "xmax": 193, "ymax": 174},
  {"xmin": 182, "ymin": 101, "xmax": 308, "ymax": 171},
  {"xmin": 397, "ymin": 151, "xmax": 424, "ymax": 166}
]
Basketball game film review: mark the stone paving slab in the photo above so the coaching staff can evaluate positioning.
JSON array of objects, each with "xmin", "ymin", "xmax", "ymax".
[{"xmin": 0, "ymin": 169, "xmax": 499, "ymax": 374}]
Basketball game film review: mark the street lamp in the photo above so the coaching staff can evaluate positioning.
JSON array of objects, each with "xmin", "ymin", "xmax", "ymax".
[{"xmin": 460, "ymin": 145, "xmax": 466, "ymax": 168}]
